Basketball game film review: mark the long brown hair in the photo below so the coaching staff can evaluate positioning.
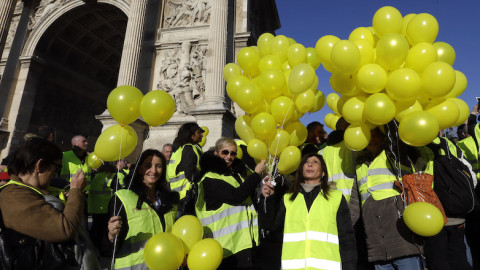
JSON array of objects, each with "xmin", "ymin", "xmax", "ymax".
[{"xmin": 288, "ymin": 153, "xmax": 329, "ymax": 201}]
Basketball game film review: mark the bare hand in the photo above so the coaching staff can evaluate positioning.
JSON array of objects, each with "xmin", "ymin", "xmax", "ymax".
[
  {"xmin": 261, "ymin": 175, "xmax": 275, "ymax": 198},
  {"xmin": 472, "ymin": 104, "xmax": 479, "ymax": 116},
  {"xmin": 254, "ymin": 160, "xmax": 266, "ymax": 175},
  {"xmin": 108, "ymin": 216, "xmax": 122, "ymax": 242},
  {"xmin": 70, "ymin": 169, "xmax": 86, "ymax": 190}
]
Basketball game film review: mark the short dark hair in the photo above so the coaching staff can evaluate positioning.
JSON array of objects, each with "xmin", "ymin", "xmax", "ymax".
[
  {"xmin": 306, "ymin": 121, "xmax": 323, "ymax": 131},
  {"xmin": 37, "ymin": 125, "xmax": 55, "ymax": 140},
  {"xmin": 172, "ymin": 122, "xmax": 202, "ymax": 147},
  {"xmin": 288, "ymin": 153, "xmax": 329, "ymax": 202},
  {"xmin": 7, "ymin": 137, "xmax": 62, "ymax": 176},
  {"xmin": 129, "ymin": 149, "xmax": 168, "ymax": 194}
]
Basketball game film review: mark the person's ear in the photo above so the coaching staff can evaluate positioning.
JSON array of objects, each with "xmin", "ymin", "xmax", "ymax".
[{"xmin": 36, "ymin": 159, "xmax": 45, "ymax": 173}]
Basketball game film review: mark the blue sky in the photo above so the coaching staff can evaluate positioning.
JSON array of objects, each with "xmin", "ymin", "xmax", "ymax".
[{"xmin": 274, "ymin": 0, "xmax": 480, "ymax": 131}]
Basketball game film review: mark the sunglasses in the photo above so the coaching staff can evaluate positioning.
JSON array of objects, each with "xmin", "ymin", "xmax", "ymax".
[{"xmin": 221, "ymin": 149, "xmax": 237, "ymax": 156}]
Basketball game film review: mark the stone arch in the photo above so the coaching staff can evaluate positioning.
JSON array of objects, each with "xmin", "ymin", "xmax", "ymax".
[{"xmin": 22, "ymin": 0, "xmax": 130, "ymax": 58}]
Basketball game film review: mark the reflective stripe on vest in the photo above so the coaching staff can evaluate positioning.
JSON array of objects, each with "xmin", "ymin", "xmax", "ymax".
[
  {"xmin": 281, "ymin": 190, "xmax": 343, "ymax": 270},
  {"xmin": 114, "ymin": 189, "xmax": 176, "ymax": 269},
  {"xmin": 166, "ymin": 144, "xmax": 202, "ymax": 200},
  {"xmin": 0, "ymin": 180, "xmax": 44, "ymax": 196},
  {"xmin": 60, "ymin": 150, "xmax": 92, "ymax": 192},
  {"xmin": 320, "ymin": 141, "xmax": 355, "ymax": 202},
  {"xmin": 458, "ymin": 136, "xmax": 480, "ymax": 179},
  {"xmin": 195, "ymin": 172, "xmax": 258, "ymax": 258}
]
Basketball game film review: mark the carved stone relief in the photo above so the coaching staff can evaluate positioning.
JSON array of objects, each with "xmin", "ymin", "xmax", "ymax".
[
  {"xmin": 28, "ymin": 0, "xmax": 67, "ymax": 31},
  {"xmin": 164, "ymin": 0, "xmax": 210, "ymax": 28},
  {"xmin": 5, "ymin": 16, "xmax": 19, "ymax": 48},
  {"xmin": 156, "ymin": 41, "xmax": 207, "ymax": 115},
  {"xmin": 15, "ymin": 1, "xmax": 24, "ymax": 14}
]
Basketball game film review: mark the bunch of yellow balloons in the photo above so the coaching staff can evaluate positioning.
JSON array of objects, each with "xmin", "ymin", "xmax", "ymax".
[
  {"xmin": 90, "ymin": 86, "xmax": 176, "ymax": 166},
  {"xmin": 224, "ymin": 33, "xmax": 325, "ymax": 174},
  {"xmin": 320, "ymin": 6, "xmax": 469, "ymax": 150}
]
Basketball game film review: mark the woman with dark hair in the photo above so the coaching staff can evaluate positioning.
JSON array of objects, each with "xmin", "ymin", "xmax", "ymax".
[
  {"xmin": 104, "ymin": 149, "xmax": 179, "ymax": 269},
  {"xmin": 261, "ymin": 152, "xmax": 357, "ymax": 270},
  {"xmin": 195, "ymin": 137, "xmax": 266, "ymax": 270},
  {"xmin": 0, "ymin": 137, "xmax": 90, "ymax": 269},
  {"xmin": 167, "ymin": 122, "xmax": 204, "ymax": 211}
]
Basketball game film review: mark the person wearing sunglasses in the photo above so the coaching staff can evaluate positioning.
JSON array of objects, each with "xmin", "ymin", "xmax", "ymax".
[{"xmin": 195, "ymin": 137, "xmax": 267, "ymax": 269}]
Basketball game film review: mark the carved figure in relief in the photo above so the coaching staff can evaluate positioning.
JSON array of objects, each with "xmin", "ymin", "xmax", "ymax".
[
  {"xmin": 28, "ymin": 0, "xmax": 65, "ymax": 30},
  {"xmin": 165, "ymin": 0, "xmax": 210, "ymax": 27}
]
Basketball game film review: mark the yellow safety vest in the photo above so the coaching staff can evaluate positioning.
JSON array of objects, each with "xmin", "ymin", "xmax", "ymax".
[
  {"xmin": 320, "ymin": 141, "xmax": 355, "ymax": 202},
  {"xmin": 356, "ymin": 149, "xmax": 434, "ymax": 205},
  {"xmin": 166, "ymin": 144, "xmax": 202, "ymax": 200},
  {"xmin": 114, "ymin": 189, "xmax": 177, "ymax": 270},
  {"xmin": 458, "ymin": 136, "xmax": 480, "ymax": 179},
  {"xmin": 0, "ymin": 180, "xmax": 44, "ymax": 196},
  {"xmin": 88, "ymin": 171, "xmax": 126, "ymax": 214},
  {"xmin": 432, "ymin": 137, "xmax": 459, "ymax": 157},
  {"xmin": 195, "ymin": 172, "xmax": 259, "ymax": 258},
  {"xmin": 282, "ymin": 190, "xmax": 343, "ymax": 270},
  {"xmin": 60, "ymin": 150, "xmax": 92, "ymax": 191}
]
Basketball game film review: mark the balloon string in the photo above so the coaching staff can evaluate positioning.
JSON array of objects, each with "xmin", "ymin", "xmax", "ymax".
[{"xmin": 110, "ymin": 128, "xmax": 150, "ymax": 269}]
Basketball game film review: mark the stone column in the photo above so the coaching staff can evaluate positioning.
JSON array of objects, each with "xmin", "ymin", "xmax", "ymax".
[
  {"xmin": 201, "ymin": 0, "xmax": 228, "ymax": 109},
  {"xmin": 0, "ymin": 0, "xmax": 17, "ymax": 60},
  {"xmin": 116, "ymin": 0, "xmax": 148, "ymax": 88}
]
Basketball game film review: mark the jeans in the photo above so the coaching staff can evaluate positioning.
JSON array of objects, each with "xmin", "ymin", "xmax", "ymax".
[{"xmin": 374, "ymin": 255, "xmax": 423, "ymax": 270}]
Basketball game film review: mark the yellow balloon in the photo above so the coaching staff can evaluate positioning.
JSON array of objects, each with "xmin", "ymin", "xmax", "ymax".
[
  {"xmin": 309, "ymin": 90, "xmax": 325, "ymax": 113},
  {"xmin": 94, "ymin": 124, "xmax": 138, "ymax": 162},
  {"xmin": 258, "ymin": 69, "xmax": 285, "ymax": 99},
  {"xmin": 187, "ymin": 239, "xmax": 223, "ymax": 270},
  {"xmin": 326, "ymin": 93, "xmax": 340, "ymax": 114},
  {"xmin": 305, "ymin": 47, "xmax": 321, "ymax": 69},
  {"xmin": 395, "ymin": 99, "xmax": 423, "ymax": 122},
  {"xmin": 271, "ymin": 35, "xmax": 290, "ymax": 62},
  {"xmin": 356, "ymin": 63, "xmax": 387, "ymax": 94},
  {"xmin": 329, "ymin": 114, "xmax": 341, "ymax": 131},
  {"xmin": 257, "ymin": 32, "xmax": 275, "ymax": 57},
  {"xmin": 235, "ymin": 115, "xmax": 255, "ymax": 144},
  {"xmin": 421, "ymin": 61, "xmax": 456, "ymax": 98},
  {"xmin": 288, "ymin": 63, "xmax": 316, "ymax": 94},
  {"xmin": 140, "ymin": 90, "xmax": 175, "ymax": 126},
  {"xmin": 258, "ymin": 55, "xmax": 282, "ymax": 73},
  {"xmin": 198, "ymin": 136, "xmax": 206, "ymax": 148},
  {"xmin": 236, "ymin": 82, "xmax": 263, "ymax": 114},
  {"xmin": 336, "ymin": 95, "xmax": 349, "ymax": 116},
  {"xmin": 223, "ymin": 63, "xmax": 242, "ymax": 82},
  {"xmin": 349, "ymin": 27, "xmax": 375, "ymax": 46},
  {"xmin": 399, "ymin": 111, "xmax": 439, "ymax": 146},
  {"xmin": 294, "ymin": 90, "xmax": 315, "ymax": 113},
  {"xmin": 86, "ymin": 152, "xmax": 103, "ymax": 170},
  {"xmin": 286, "ymin": 121, "xmax": 308, "ymax": 146},
  {"xmin": 287, "ymin": 43, "xmax": 307, "ymax": 68},
  {"xmin": 405, "ymin": 43, "xmax": 438, "ymax": 73},
  {"xmin": 315, "ymin": 35, "xmax": 340, "ymax": 67},
  {"xmin": 401, "ymin": 13, "xmax": 416, "ymax": 36},
  {"xmin": 107, "ymin": 85, "xmax": 143, "ymax": 125},
  {"xmin": 344, "ymin": 123, "xmax": 371, "ymax": 151},
  {"xmin": 201, "ymin": 126, "xmax": 209, "ymax": 136},
  {"xmin": 372, "ymin": 6, "xmax": 403, "ymax": 37},
  {"xmin": 342, "ymin": 95, "xmax": 367, "ymax": 124},
  {"xmin": 330, "ymin": 40, "xmax": 361, "ymax": 74},
  {"xmin": 235, "ymin": 140, "xmax": 244, "ymax": 159},
  {"xmin": 144, "ymin": 232, "xmax": 185, "ymax": 270},
  {"xmin": 271, "ymin": 96, "xmax": 295, "ymax": 123},
  {"xmin": 364, "ymin": 93, "xmax": 396, "ymax": 125},
  {"xmin": 247, "ymin": 139, "xmax": 268, "ymax": 160},
  {"xmin": 450, "ymin": 98, "xmax": 470, "ymax": 126},
  {"xmin": 330, "ymin": 73, "xmax": 360, "ymax": 96},
  {"xmin": 171, "ymin": 215, "xmax": 203, "ymax": 254},
  {"xmin": 251, "ymin": 112, "xmax": 277, "ymax": 140},
  {"xmin": 354, "ymin": 39, "xmax": 375, "ymax": 67},
  {"xmin": 288, "ymin": 37, "xmax": 297, "ymax": 45},
  {"xmin": 269, "ymin": 130, "xmax": 290, "ymax": 156},
  {"xmin": 406, "ymin": 13, "xmax": 439, "ymax": 46},
  {"xmin": 403, "ymin": 202, "xmax": 444, "ymax": 237},
  {"xmin": 226, "ymin": 75, "xmax": 249, "ymax": 101},
  {"xmin": 425, "ymin": 99, "xmax": 460, "ymax": 130},
  {"xmin": 237, "ymin": 46, "xmax": 261, "ymax": 77},
  {"xmin": 433, "ymin": 42, "xmax": 456, "ymax": 65},
  {"xmin": 375, "ymin": 33, "xmax": 409, "ymax": 72},
  {"xmin": 445, "ymin": 70, "xmax": 467, "ymax": 98},
  {"xmin": 324, "ymin": 113, "xmax": 335, "ymax": 130},
  {"xmin": 277, "ymin": 146, "xmax": 301, "ymax": 174},
  {"xmin": 386, "ymin": 68, "xmax": 421, "ymax": 101}
]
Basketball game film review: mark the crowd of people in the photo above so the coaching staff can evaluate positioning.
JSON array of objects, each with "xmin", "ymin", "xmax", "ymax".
[{"xmin": 0, "ymin": 104, "xmax": 479, "ymax": 270}]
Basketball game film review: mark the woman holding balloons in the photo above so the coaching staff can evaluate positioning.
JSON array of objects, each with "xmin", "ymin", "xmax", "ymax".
[
  {"xmin": 261, "ymin": 152, "xmax": 357, "ymax": 270},
  {"xmin": 103, "ymin": 149, "xmax": 179, "ymax": 270},
  {"xmin": 350, "ymin": 125, "xmax": 435, "ymax": 269},
  {"xmin": 167, "ymin": 122, "xmax": 204, "ymax": 214},
  {"xmin": 195, "ymin": 137, "xmax": 267, "ymax": 270}
]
